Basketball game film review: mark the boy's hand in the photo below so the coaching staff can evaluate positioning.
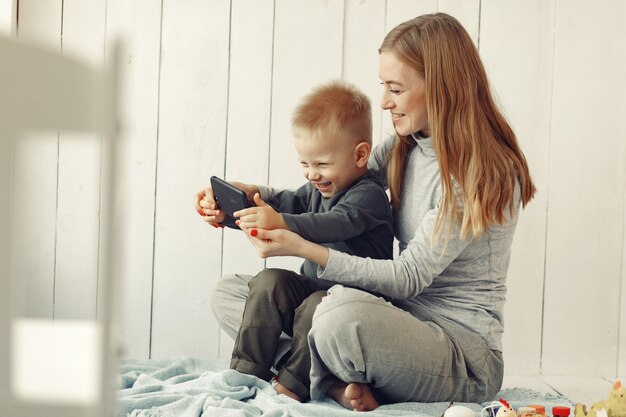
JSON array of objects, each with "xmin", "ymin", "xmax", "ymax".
[
  {"xmin": 234, "ymin": 193, "xmax": 288, "ymax": 231},
  {"xmin": 195, "ymin": 186, "xmax": 226, "ymax": 227}
]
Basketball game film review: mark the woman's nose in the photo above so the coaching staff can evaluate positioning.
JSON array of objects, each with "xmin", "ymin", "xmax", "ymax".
[{"xmin": 380, "ymin": 93, "xmax": 393, "ymax": 110}]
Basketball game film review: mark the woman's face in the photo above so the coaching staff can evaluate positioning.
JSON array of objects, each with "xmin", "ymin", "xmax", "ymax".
[{"xmin": 379, "ymin": 51, "xmax": 429, "ymax": 137}]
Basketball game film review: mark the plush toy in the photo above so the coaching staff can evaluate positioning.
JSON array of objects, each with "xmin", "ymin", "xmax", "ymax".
[
  {"xmin": 496, "ymin": 399, "xmax": 518, "ymax": 417},
  {"xmin": 575, "ymin": 381, "xmax": 626, "ymax": 417}
]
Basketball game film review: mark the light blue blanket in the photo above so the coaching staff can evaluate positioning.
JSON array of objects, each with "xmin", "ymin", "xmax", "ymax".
[{"xmin": 117, "ymin": 357, "xmax": 573, "ymax": 417}]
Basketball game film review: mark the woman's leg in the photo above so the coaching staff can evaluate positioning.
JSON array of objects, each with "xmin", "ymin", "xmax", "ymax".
[
  {"xmin": 211, "ymin": 273, "xmax": 253, "ymax": 339},
  {"xmin": 276, "ymin": 290, "xmax": 327, "ymax": 401},
  {"xmin": 230, "ymin": 269, "xmax": 320, "ymax": 382},
  {"xmin": 308, "ymin": 285, "xmax": 503, "ymax": 409}
]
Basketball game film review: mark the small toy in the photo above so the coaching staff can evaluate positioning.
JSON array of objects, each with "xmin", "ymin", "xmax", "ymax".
[
  {"xmin": 518, "ymin": 407, "xmax": 540, "ymax": 417},
  {"xmin": 574, "ymin": 381, "xmax": 626, "ymax": 417},
  {"xmin": 444, "ymin": 404, "xmax": 477, "ymax": 417},
  {"xmin": 496, "ymin": 399, "xmax": 518, "ymax": 417}
]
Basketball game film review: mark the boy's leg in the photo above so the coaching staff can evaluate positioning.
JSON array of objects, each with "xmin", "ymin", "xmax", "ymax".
[
  {"xmin": 308, "ymin": 285, "xmax": 503, "ymax": 404},
  {"xmin": 276, "ymin": 291, "xmax": 327, "ymax": 401},
  {"xmin": 230, "ymin": 268, "xmax": 320, "ymax": 381},
  {"xmin": 212, "ymin": 273, "xmax": 292, "ymax": 368}
]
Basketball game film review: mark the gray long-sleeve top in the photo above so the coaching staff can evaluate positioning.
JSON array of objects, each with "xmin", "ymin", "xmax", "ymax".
[
  {"xmin": 259, "ymin": 170, "xmax": 394, "ymax": 290},
  {"xmin": 315, "ymin": 134, "xmax": 521, "ymax": 351}
]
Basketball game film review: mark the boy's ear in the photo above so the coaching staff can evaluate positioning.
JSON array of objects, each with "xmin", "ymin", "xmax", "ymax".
[{"xmin": 354, "ymin": 141, "xmax": 371, "ymax": 168}]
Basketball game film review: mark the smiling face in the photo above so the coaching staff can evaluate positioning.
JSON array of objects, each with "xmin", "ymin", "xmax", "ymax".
[
  {"xmin": 293, "ymin": 129, "xmax": 368, "ymax": 198},
  {"xmin": 379, "ymin": 50, "xmax": 429, "ymax": 137}
]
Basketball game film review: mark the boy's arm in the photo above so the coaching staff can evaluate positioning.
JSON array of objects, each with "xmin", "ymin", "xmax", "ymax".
[
  {"xmin": 261, "ymin": 183, "xmax": 311, "ymax": 214},
  {"xmin": 233, "ymin": 183, "xmax": 312, "ymax": 230},
  {"xmin": 282, "ymin": 182, "xmax": 391, "ymax": 243}
]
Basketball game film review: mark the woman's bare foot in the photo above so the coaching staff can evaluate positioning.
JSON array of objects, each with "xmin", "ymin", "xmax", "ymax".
[
  {"xmin": 274, "ymin": 382, "xmax": 302, "ymax": 402},
  {"xmin": 328, "ymin": 382, "xmax": 379, "ymax": 412}
]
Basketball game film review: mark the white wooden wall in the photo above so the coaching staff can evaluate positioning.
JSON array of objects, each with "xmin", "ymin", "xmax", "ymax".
[{"xmin": 3, "ymin": 0, "xmax": 626, "ymax": 379}]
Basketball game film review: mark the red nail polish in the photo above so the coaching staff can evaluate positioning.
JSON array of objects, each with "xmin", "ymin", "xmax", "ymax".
[
  {"xmin": 197, "ymin": 209, "xmax": 204, "ymax": 216},
  {"xmin": 251, "ymin": 229, "xmax": 258, "ymax": 237},
  {"xmin": 212, "ymin": 223, "xmax": 218, "ymax": 228}
]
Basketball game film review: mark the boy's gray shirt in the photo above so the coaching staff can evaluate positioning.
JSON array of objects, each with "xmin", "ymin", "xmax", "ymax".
[
  {"xmin": 258, "ymin": 170, "xmax": 394, "ymax": 290},
  {"xmin": 315, "ymin": 134, "xmax": 521, "ymax": 352}
]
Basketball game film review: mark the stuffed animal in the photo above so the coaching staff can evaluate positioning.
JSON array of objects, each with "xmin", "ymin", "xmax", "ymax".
[
  {"xmin": 575, "ymin": 381, "xmax": 626, "ymax": 417},
  {"xmin": 496, "ymin": 399, "xmax": 518, "ymax": 417}
]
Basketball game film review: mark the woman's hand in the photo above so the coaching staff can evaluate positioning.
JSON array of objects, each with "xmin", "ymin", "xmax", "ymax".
[
  {"xmin": 194, "ymin": 186, "xmax": 226, "ymax": 227},
  {"xmin": 237, "ymin": 222, "xmax": 302, "ymax": 257},
  {"xmin": 194, "ymin": 180, "xmax": 259, "ymax": 228},
  {"xmin": 238, "ymin": 223, "xmax": 330, "ymax": 267},
  {"xmin": 234, "ymin": 193, "xmax": 288, "ymax": 230}
]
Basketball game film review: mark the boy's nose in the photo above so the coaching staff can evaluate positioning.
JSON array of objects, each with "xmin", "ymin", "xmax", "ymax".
[{"xmin": 307, "ymin": 169, "xmax": 321, "ymax": 181}]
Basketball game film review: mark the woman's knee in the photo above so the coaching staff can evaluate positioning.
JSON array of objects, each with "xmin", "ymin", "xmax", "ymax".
[
  {"xmin": 211, "ymin": 274, "xmax": 252, "ymax": 338},
  {"xmin": 212, "ymin": 274, "xmax": 249, "ymax": 305},
  {"xmin": 309, "ymin": 286, "xmax": 396, "ymax": 350}
]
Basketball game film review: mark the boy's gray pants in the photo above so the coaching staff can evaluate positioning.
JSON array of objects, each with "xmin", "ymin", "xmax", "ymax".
[
  {"xmin": 212, "ymin": 274, "xmax": 503, "ymax": 403},
  {"xmin": 230, "ymin": 269, "xmax": 326, "ymax": 400}
]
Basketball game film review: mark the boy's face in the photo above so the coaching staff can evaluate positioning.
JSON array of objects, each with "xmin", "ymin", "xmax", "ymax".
[{"xmin": 293, "ymin": 131, "xmax": 365, "ymax": 198}]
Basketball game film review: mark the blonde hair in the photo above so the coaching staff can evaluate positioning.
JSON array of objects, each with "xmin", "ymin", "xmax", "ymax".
[
  {"xmin": 380, "ymin": 13, "xmax": 536, "ymax": 241},
  {"xmin": 291, "ymin": 80, "xmax": 372, "ymax": 146}
]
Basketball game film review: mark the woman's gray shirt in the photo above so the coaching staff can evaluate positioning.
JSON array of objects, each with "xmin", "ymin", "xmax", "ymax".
[{"xmin": 316, "ymin": 134, "xmax": 521, "ymax": 351}]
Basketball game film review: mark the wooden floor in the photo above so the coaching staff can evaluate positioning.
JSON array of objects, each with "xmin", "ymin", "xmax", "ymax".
[{"xmin": 502, "ymin": 375, "xmax": 617, "ymax": 405}]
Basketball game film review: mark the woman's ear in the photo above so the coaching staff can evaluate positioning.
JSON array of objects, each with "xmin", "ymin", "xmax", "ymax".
[{"xmin": 354, "ymin": 141, "xmax": 371, "ymax": 168}]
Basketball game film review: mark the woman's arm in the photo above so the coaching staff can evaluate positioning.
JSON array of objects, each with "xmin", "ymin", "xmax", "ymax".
[
  {"xmin": 241, "ymin": 226, "xmax": 330, "ymax": 267},
  {"xmin": 241, "ymin": 205, "xmax": 471, "ymax": 300}
]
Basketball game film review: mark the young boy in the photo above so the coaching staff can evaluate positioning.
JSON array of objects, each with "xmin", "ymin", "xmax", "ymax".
[{"xmin": 199, "ymin": 80, "xmax": 393, "ymax": 402}]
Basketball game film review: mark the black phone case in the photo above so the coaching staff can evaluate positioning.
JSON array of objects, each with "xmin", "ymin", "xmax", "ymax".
[{"xmin": 210, "ymin": 176, "xmax": 250, "ymax": 217}]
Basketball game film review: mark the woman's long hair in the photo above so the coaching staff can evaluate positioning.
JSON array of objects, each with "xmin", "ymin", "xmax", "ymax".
[{"xmin": 380, "ymin": 13, "xmax": 536, "ymax": 241}]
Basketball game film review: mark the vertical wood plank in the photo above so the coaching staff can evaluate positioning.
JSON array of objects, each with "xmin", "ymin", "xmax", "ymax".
[
  {"xmin": 218, "ymin": 0, "xmax": 274, "ymax": 359},
  {"xmin": 343, "ymin": 0, "xmax": 386, "ymax": 145},
  {"xmin": 151, "ymin": 0, "xmax": 230, "ymax": 358},
  {"xmin": 438, "ymin": 0, "xmax": 480, "ymax": 45},
  {"xmin": 0, "ymin": 0, "xmax": 16, "ymax": 34},
  {"xmin": 621, "ymin": 167, "xmax": 626, "ymax": 376},
  {"xmin": 12, "ymin": 0, "xmax": 62, "ymax": 318},
  {"xmin": 542, "ymin": 0, "xmax": 626, "ymax": 375},
  {"xmin": 385, "ymin": 0, "xmax": 437, "ymax": 30},
  {"xmin": 479, "ymin": 0, "xmax": 555, "ymax": 375},
  {"xmin": 53, "ymin": 0, "xmax": 106, "ymax": 320},
  {"xmin": 265, "ymin": 0, "xmax": 345, "ymax": 272},
  {"xmin": 269, "ymin": 0, "xmax": 345, "ymax": 188},
  {"xmin": 104, "ymin": 0, "xmax": 162, "ymax": 358}
]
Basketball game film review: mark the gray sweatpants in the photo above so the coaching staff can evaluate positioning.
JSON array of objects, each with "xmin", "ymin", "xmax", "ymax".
[{"xmin": 212, "ymin": 274, "xmax": 503, "ymax": 403}]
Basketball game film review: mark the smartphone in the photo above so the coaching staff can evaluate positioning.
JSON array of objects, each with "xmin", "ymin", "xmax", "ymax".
[{"xmin": 210, "ymin": 176, "xmax": 250, "ymax": 217}]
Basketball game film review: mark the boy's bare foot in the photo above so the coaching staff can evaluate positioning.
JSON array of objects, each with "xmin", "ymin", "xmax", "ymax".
[
  {"xmin": 274, "ymin": 381, "xmax": 302, "ymax": 402},
  {"xmin": 328, "ymin": 382, "xmax": 379, "ymax": 412}
]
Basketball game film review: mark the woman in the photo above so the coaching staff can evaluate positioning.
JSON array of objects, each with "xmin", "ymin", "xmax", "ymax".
[{"xmin": 203, "ymin": 12, "xmax": 535, "ymax": 411}]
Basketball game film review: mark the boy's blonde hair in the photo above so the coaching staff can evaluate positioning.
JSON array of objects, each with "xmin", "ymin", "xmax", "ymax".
[{"xmin": 291, "ymin": 80, "xmax": 372, "ymax": 146}]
